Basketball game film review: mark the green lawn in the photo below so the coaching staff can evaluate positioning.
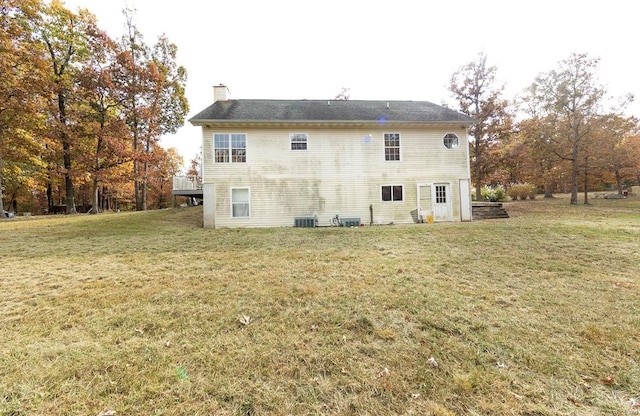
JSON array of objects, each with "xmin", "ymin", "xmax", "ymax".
[{"xmin": 1, "ymin": 196, "xmax": 639, "ymax": 415}]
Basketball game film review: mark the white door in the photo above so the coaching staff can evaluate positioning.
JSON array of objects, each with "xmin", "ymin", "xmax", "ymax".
[
  {"xmin": 432, "ymin": 183, "xmax": 451, "ymax": 221},
  {"xmin": 459, "ymin": 179, "xmax": 472, "ymax": 221},
  {"xmin": 418, "ymin": 185, "xmax": 432, "ymax": 221}
]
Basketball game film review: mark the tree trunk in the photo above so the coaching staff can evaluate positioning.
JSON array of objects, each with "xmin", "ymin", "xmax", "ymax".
[
  {"xmin": 584, "ymin": 156, "xmax": 589, "ymax": 205},
  {"xmin": 63, "ymin": 139, "xmax": 76, "ymax": 214},
  {"xmin": 64, "ymin": 174, "xmax": 75, "ymax": 213},
  {"xmin": 615, "ymin": 170, "xmax": 623, "ymax": 195},
  {"xmin": 142, "ymin": 160, "xmax": 148, "ymax": 211},
  {"xmin": 58, "ymin": 92, "xmax": 76, "ymax": 214},
  {"xmin": 583, "ymin": 162, "xmax": 589, "ymax": 205},
  {"xmin": 134, "ymin": 164, "xmax": 142, "ymax": 211},
  {"xmin": 544, "ymin": 183, "xmax": 554, "ymax": 198},
  {"xmin": 474, "ymin": 140, "xmax": 482, "ymax": 201},
  {"xmin": 570, "ymin": 143, "xmax": 579, "ymax": 205},
  {"xmin": 47, "ymin": 181, "xmax": 53, "ymax": 210},
  {"xmin": 90, "ymin": 116, "xmax": 104, "ymax": 215},
  {"xmin": 89, "ymin": 178, "xmax": 99, "ymax": 214},
  {"xmin": 142, "ymin": 135, "xmax": 150, "ymax": 211},
  {"xmin": 132, "ymin": 117, "xmax": 142, "ymax": 211},
  {"xmin": 101, "ymin": 186, "xmax": 108, "ymax": 211},
  {"xmin": 134, "ymin": 175, "xmax": 141, "ymax": 209},
  {"xmin": 543, "ymin": 160, "xmax": 554, "ymax": 198}
]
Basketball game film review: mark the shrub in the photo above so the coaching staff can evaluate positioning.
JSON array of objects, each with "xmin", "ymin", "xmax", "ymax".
[
  {"xmin": 481, "ymin": 185, "xmax": 506, "ymax": 202},
  {"xmin": 507, "ymin": 183, "xmax": 537, "ymax": 201}
]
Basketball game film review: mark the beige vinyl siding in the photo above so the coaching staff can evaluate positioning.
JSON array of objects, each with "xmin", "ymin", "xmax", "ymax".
[{"xmin": 201, "ymin": 126, "xmax": 470, "ymax": 227}]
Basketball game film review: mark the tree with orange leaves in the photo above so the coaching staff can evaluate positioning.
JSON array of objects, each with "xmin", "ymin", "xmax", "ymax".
[
  {"xmin": 116, "ymin": 9, "xmax": 188, "ymax": 211},
  {"xmin": 0, "ymin": 0, "xmax": 46, "ymax": 217}
]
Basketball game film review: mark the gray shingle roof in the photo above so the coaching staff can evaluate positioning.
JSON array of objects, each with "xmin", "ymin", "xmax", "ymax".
[{"xmin": 189, "ymin": 100, "xmax": 475, "ymax": 125}]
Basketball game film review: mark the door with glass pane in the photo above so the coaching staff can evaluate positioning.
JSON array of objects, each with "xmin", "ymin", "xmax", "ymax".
[{"xmin": 432, "ymin": 183, "xmax": 451, "ymax": 221}]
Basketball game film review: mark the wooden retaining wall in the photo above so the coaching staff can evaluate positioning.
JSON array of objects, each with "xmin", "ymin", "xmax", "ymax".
[{"xmin": 472, "ymin": 202, "xmax": 509, "ymax": 220}]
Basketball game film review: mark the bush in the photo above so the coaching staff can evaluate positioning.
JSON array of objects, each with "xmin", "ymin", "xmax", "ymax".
[
  {"xmin": 481, "ymin": 185, "xmax": 506, "ymax": 202},
  {"xmin": 507, "ymin": 183, "xmax": 537, "ymax": 201}
]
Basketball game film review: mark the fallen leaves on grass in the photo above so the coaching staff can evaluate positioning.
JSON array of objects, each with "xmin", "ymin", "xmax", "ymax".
[
  {"xmin": 567, "ymin": 396, "xmax": 582, "ymax": 407},
  {"xmin": 601, "ymin": 375, "xmax": 616, "ymax": 385},
  {"xmin": 375, "ymin": 367, "xmax": 390, "ymax": 378}
]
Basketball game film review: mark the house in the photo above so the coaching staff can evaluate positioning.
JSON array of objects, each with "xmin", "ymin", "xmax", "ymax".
[{"xmin": 187, "ymin": 85, "xmax": 475, "ymax": 228}]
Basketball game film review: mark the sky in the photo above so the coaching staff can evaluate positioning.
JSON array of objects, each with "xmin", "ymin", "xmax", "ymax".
[{"xmin": 62, "ymin": 0, "xmax": 639, "ymax": 170}]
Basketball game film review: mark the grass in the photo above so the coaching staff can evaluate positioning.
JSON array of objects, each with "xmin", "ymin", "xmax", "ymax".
[{"xmin": 1, "ymin": 195, "xmax": 639, "ymax": 415}]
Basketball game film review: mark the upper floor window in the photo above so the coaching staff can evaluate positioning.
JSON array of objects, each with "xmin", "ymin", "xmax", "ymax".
[
  {"xmin": 290, "ymin": 133, "xmax": 308, "ymax": 150},
  {"xmin": 214, "ymin": 133, "xmax": 246, "ymax": 163},
  {"xmin": 384, "ymin": 133, "xmax": 400, "ymax": 161},
  {"xmin": 443, "ymin": 133, "xmax": 459, "ymax": 150}
]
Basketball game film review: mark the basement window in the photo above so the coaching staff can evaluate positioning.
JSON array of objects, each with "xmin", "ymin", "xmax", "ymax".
[
  {"xmin": 290, "ymin": 133, "xmax": 308, "ymax": 150},
  {"xmin": 231, "ymin": 187, "xmax": 250, "ymax": 218},
  {"xmin": 381, "ymin": 185, "xmax": 403, "ymax": 202},
  {"xmin": 215, "ymin": 133, "xmax": 246, "ymax": 163},
  {"xmin": 443, "ymin": 133, "xmax": 459, "ymax": 149}
]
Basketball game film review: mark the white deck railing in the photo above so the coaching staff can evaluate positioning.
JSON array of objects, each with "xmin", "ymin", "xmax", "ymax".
[{"xmin": 172, "ymin": 176, "xmax": 202, "ymax": 191}]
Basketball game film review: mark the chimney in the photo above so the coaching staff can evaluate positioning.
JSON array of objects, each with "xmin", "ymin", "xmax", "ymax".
[{"xmin": 213, "ymin": 84, "xmax": 230, "ymax": 102}]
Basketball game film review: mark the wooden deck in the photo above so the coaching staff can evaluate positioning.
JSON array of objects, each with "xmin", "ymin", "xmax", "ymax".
[{"xmin": 172, "ymin": 176, "xmax": 203, "ymax": 198}]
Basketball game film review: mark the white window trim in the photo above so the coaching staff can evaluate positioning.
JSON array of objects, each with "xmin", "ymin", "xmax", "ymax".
[
  {"xmin": 443, "ymin": 132, "xmax": 460, "ymax": 150},
  {"xmin": 214, "ymin": 133, "xmax": 248, "ymax": 163},
  {"xmin": 380, "ymin": 184, "xmax": 404, "ymax": 202},
  {"xmin": 383, "ymin": 132, "xmax": 401, "ymax": 161},
  {"xmin": 289, "ymin": 132, "xmax": 309, "ymax": 151},
  {"xmin": 230, "ymin": 187, "xmax": 250, "ymax": 218}
]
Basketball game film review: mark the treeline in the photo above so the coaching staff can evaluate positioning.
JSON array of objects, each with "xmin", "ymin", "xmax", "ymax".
[
  {"xmin": 449, "ymin": 52, "xmax": 639, "ymax": 204},
  {"xmin": 1, "ymin": 0, "xmax": 189, "ymax": 215}
]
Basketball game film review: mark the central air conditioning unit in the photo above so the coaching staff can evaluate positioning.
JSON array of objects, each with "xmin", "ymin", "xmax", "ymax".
[
  {"xmin": 294, "ymin": 217, "xmax": 317, "ymax": 228},
  {"xmin": 341, "ymin": 218, "xmax": 361, "ymax": 227}
]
